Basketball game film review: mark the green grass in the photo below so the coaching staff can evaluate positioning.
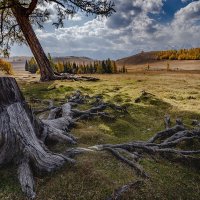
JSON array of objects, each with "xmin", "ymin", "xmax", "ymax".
[{"xmin": 1, "ymin": 72, "xmax": 200, "ymax": 199}]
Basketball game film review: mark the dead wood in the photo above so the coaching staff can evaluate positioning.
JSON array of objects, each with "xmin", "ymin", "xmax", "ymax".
[{"xmin": 1, "ymin": 78, "xmax": 199, "ymax": 199}]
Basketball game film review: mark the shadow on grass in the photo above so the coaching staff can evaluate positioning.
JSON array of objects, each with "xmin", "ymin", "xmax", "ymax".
[{"xmin": 2, "ymin": 82, "xmax": 198, "ymax": 200}]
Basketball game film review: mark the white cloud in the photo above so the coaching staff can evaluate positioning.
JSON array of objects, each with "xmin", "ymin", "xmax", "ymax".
[
  {"xmin": 175, "ymin": 0, "xmax": 200, "ymax": 22},
  {"xmin": 12, "ymin": 0, "xmax": 200, "ymax": 59},
  {"xmin": 133, "ymin": 0, "xmax": 164, "ymax": 13}
]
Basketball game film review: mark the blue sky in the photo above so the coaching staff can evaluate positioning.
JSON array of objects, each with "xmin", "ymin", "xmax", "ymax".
[
  {"xmin": 149, "ymin": 0, "xmax": 188, "ymax": 22},
  {"xmin": 11, "ymin": 0, "xmax": 200, "ymax": 60}
]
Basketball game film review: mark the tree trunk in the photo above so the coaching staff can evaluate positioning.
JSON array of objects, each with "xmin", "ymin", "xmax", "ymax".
[
  {"xmin": 11, "ymin": 6, "xmax": 100, "ymax": 82},
  {"xmin": 0, "ymin": 77, "xmax": 75, "ymax": 198},
  {"xmin": 11, "ymin": 7, "xmax": 55, "ymax": 81},
  {"xmin": 1, "ymin": 78, "xmax": 199, "ymax": 199},
  {"xmin": 0, "ymin": 77, "xmax": 109, "ymax": 198}
]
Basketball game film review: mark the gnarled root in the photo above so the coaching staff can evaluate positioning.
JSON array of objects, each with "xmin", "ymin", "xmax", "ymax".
[
  {"xmin": 2, "ymin": 78, "xmax": 199, "ymax": 199},
  {"xmin": 17, "ymin": 158, "xmax": 35, "ymax": 199},
  {"xmin": 106, "ymin": 180, "xmax": 143, "ymax": 200},
  {"xmin": 91, "ymin": 116, "xmax": 200, "ymax": 183},
  {"xmin": 0, "ymin": 78, "xmax": 123, "ymax": 198},
  {"xmin": 47, "ymin": 73, "xmax": 99, "ymax": 82}
]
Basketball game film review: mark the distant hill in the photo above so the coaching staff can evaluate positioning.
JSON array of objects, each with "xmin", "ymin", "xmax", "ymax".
[
  {"xmin": 53, "ymin": 56, "xmax": 94, "ymax": 65},
  {"xmin": 9, "ymin": 56, "xmax": 95, "ymax": 71},
  {"xmin": 7, "ymin": 56, "xmax": 32, "ymax": 62},
  {"xmin": 116, "ymin": 51, "xmax": 200, "ymax": 71},
  {"xmin": 8, "ymin": 49, "xmax": 200, "ymax": 72},
  {"xmin": 117, "ymin": 48, "xmax": 200, "ymax": 67},
  {"xmin": 7, "ymin": 56, "xmax": 94, "ymax": 64},
  {"xmin": 116, "ymin": 51, "xmax": 159, "ymax": 67}
]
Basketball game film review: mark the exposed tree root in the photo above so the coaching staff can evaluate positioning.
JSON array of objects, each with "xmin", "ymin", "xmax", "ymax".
[
  {"xmin": 90, "ymin": 117, "xmax": 200, "ymax": 182},
  {"xmin": 47, "ymin": 73, "xmax": 100, "ymax": 82},
  {"xmin": 106, "ymin": 180, "xmax": 143, "ymax": 200},
  {"xmin": 1, "ymin": 77, "xmax": 200, "ymax": 199},
  {"xmin": 17, "ymin": 157, "xmax": 36, "ymax": 199},
  {"xmin": 0, "ymin": 77, "xmax": 123, "ymax": 199}
]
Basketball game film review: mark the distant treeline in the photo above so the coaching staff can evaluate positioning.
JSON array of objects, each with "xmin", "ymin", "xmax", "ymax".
[
  {"xmin": 156, "ymin": 48, "xmax": 200, "ymax": 60},
  {"xmin": 25, "ymin": 58, "xmax": 38, "ymax": 74},
  {"xmin": 25, "ymin": 54, "xmax": 127, "ymax": 74}
]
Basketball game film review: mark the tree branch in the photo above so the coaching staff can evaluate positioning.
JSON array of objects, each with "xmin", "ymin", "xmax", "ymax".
[{"xmin": 26, "ymin": 0, "xmax": 38, "ymax": 16}]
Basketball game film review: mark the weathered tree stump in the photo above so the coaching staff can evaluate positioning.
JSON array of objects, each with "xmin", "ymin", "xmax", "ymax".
[
  {"xmin": 1, "ymin": 77, "xmax": 199, "ymax": 200},
  {"xmin": 0, "ymin": 77, "xmax": 121, "ymax": 199},
  {"xmin": 0, "ymin": 77, "xmax": 76, "ymax": 199}
]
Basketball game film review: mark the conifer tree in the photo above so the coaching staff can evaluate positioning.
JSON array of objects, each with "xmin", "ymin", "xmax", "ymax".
[
  {"xmin": 25, "ymin": 60, "xmax": 29, "ymax": 71},
  {"xmin": 0, "ymin": 0, "xmax": 115, "ymax": 81}
]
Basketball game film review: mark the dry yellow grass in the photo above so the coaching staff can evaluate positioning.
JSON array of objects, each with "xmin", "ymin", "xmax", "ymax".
[{"xmin": 126, "ymin": 60, "xmax": 200, "ymax": 71}]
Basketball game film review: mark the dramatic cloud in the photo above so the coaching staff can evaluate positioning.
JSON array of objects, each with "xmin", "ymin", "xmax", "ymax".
[
  {"xmin": 175, "ymin": 1, "xmax": 200, "ymax": 21},
  {"xmin": 12, "ymin": 0, "xmax": 200, "ymax": 59}
]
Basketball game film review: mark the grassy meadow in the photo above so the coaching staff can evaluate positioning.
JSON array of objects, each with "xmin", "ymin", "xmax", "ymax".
[{"xmin": 1, "ymin": 71, "xmax": 200, "ymax": 199}]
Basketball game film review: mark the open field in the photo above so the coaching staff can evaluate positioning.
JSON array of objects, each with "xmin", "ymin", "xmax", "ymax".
[
  {"xmin": 0, "ymin": 71, "xmax": 200, "ymax": 200},
  {"xmin": 116, "ymin": 51, "xmax": 200, "ymax": 71},
  {"xmin": 124, "ymin": 60, "xmax": 200, "ymax": 72},
  {"xmin": 8, "ymin": 59, "xmax": 200, "ymax": 75}
]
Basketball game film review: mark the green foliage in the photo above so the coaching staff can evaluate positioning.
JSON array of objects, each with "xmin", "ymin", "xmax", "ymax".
[
  {"xmin": 24, "ymin": 56, "xmax": 127, "ymax": 75},
  {"xmin": 25, "ymin": 53, "xmax": 57, "ymax": 74},
  {"xmin": 118, "ymin": 65, "xmax": 127, "ymax": 73},
  {"xmin": 55, "ymin": 58, "xmax": 122, "ymax": 74},
  {"xmin": 156, "ymin": 48, "xmax": 200, "ymax": 60},
  {"xmin": 25, "ymin": 61, "xmax": 29, "ymax": 71},
  {"xmin": 25, "ymin": 57, "xmax": 39, "ymax": 74},
  {"xmin": 25, "ymin": 56, "xmax": 121, "ymax": 75},
  {"xmin": 48, "ymin": 53, "xmax": 57, "ymax": 71},
  {"xmin": 56, "ymin": 61, "xmax": 64, "ymax": 73}
]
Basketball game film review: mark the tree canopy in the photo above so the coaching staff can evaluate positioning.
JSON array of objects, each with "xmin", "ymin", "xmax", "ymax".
[
  {"xmin": 0, "ymin": 0, "xmax": 115, "ymax": 81},
  {"xmin": 156, "ymin": 48, "xmax": 200, "ymax": 60},
  {"xmin": 0, "ymin": 0, "xmax": 115, "ymax": 54}
]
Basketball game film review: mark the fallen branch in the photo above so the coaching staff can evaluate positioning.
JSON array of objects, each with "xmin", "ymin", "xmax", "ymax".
[{"xmin": 106, "ymin": 180, "xmax": 143, "ymax": 200}]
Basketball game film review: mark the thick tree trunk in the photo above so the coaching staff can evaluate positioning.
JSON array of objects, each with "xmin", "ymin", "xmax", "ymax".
[
  {"xmin": 11, "ymin": 7, "xmax": 55, "ymax": 81},
  {"xmin": 0, "ymin": 77, "xmax": 110, "ymax": 198},
  {"xmin": 11, "ymin": 6, "xmax": 99, "ymax": 82},
  {"xmin": 0, "ymin": 77, "xmax": 75, "ymax": 198}
]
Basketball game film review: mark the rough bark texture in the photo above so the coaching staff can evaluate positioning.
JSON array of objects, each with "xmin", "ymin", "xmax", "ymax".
[
  {"xmin": 0, "ymin": 77, "xmax": 74, "ymax": 198},
  {"xmin": 106, "ymin": 180, "xmax": 143, "ymax": 200},
  {"xmin": 1, "ymin": 77, "xmax": 199, "ymax": 199},
  {"xmin": 0, "ymin": 77, "xmax": 121, "ymax": 199},
  {"xmin": 12, "ymin": 6, "xmax": 55, "ymax": 81}
]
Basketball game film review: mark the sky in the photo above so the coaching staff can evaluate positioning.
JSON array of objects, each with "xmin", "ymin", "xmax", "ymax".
[{"xmin": 11, "ymin": 0, "xmax": 200, "ymax": 60}]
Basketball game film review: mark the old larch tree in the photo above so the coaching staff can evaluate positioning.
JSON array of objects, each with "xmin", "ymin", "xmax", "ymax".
[
  {"xmin": 0, "ymin": 1, "xmax": 200, "ymax": 200},
  {"xmin": 0, "ymin": 0, "xmax": 115, "ymax": 81}
]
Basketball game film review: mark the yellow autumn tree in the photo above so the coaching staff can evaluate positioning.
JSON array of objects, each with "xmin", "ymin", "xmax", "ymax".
[
  {"xmin": 156, "ymin": 48, "xmax": 200, "ymax": 60},
  {"xmin": 0, "ymin": 59, "xmax": 14, "ymax": 75},
  {"xmin": 56, "ymin": 62, "xmax": 64, "ymax": 73}
]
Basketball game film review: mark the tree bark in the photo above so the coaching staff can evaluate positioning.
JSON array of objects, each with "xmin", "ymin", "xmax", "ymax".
[
  {"xmin": 0, "ymin": 77, "xmax": 75, "ymax": 198},
  {"xmin": 1, "ymin": 78, "xmax": 199, "ymax": 199},
  {"xmin": 0, "ymin": 77, "xmax": 114, "ymax": 198},
  {"xmin": 11, "ymin": 5, "xmax": 99, "ymax": 82},
  {"xmin": 11, "ymin": 6, "xmax": 55, "ymax": 81}
]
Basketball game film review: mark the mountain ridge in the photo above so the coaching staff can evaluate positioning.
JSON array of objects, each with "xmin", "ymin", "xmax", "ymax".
[{"xmin": 116, "ymin": 51, "xmax": 160, "ymax": 67}]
